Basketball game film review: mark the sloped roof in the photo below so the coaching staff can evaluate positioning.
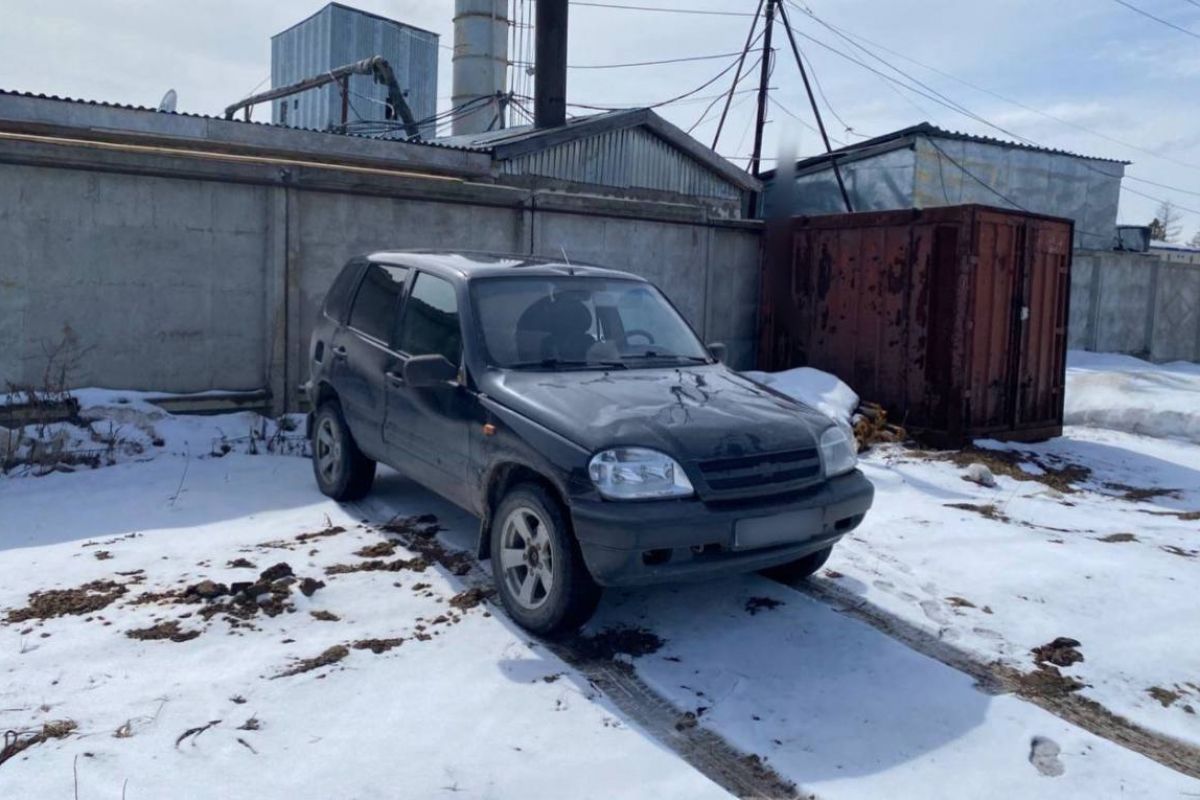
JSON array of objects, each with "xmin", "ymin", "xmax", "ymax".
[
  {"xmin": 435, "ymin": 108, "xmax": 760, "ymax": 192},
  {"xmin": 762, "ymin": 121, "xmax": 1129, "ymax": 179}
]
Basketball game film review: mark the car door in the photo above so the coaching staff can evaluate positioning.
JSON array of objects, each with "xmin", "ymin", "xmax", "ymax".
[
  {"xmin": 385, "ymin": 270, "xmax": 475, "ymax": 508},
  {"xmin": 331, "ymin": 261, "xmax": 410, "ymax": 460}
]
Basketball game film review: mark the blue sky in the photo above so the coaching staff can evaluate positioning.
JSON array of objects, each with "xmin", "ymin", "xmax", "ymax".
[{"xmin": 2, "ymin": 0, "xmax": 1198, "ymax": 237}]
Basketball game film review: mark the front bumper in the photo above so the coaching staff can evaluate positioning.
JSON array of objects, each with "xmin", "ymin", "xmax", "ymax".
[{"xmin": 570, "ymin": 470, "xmax": 874, "ymax": 587}]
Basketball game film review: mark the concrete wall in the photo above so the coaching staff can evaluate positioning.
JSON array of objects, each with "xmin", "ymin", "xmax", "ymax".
[
  {"xmin": 1069, "ymin": 249, "xmax": 1200, "ymax": 362},
  {"xmin": 0, "ymin": 139, "xmax": 762, "ymax": 409}
]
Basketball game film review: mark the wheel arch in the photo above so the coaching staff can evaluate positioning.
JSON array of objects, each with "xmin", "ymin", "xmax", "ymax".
[{"xmin": 477, "ymin": 462, "xmax": 570, "ymax": 560}]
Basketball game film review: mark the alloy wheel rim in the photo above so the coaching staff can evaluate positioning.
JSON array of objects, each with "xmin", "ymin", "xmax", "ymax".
[
  {"xmin": 499, "ymin": 506, "xmax": 555, "ymax": 610},
  {"xmin": 315, "ymin": 417, "xmax": 342, "ymax": 484}
]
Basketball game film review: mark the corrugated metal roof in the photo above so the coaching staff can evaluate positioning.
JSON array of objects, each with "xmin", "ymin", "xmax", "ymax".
[
  {"xmin": 763, "ymin": 121, "xmax": 1130, "ymax": 179},
  {"xmin": 0, "ymin": 87, "xmax": 472, "ymax": 151},
  {"xmin": 434, "ymin": 107, "xmax": 760, "ymax": 192}
]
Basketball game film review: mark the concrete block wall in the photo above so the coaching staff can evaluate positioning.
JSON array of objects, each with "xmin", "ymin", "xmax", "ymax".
[
  {"xmin": 1070, "ymin": 249, "xmax": 1200, "ymax": 363},
  {"xmin": 0, "ymin": 144, "xmax": 762, "ymax": 410}
]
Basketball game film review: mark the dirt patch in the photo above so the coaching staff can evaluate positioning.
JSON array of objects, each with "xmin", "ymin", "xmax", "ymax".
[
  {"xmin": 237, "ymin": 717, "xmax": 260, "ymax": 731},
  {"xmin": 5, "ymin": 580, "xmax": 128, "ymax": 623},
  {"xmin": 571, "ymin": 626, "xmax": 664, "ymax": 661},
  {"xmin": 126, "ymin": 620, "xmax": 200, "ymax": 643},
  {"xmin": 310, "ymin": 610, "xmax": 340, "ymax": 622},
  {"xmin": 1004, "ymin": 663, "xmax": 1086, "ymax": 697},
  {"xmin": 94, "ymin": 550, "xmax": 113, "ymax": 561},
  {"xmin": 0, "ymin": 719, "xmax": 77, "ymax": 767},
  {"xmin": 1033, "ymin": 637, "xmax": 1084, "ymax": 668},
  {"xmin": 227, "ymin": 558, "xmax": 256, "ymax": 569},
  {"xmin": 1161, "ymin": 545, "xmax": 1198, "ymax": 559},
  {"xmin": 1102, "ymin": 482, "xmax": 1181, "ymax": 503},
  {"xmin": 744, "ymin": 597, "xmax": 784, "ymax": 616},
  {"xmin": 258, "ymin": 526, "xmax": 346, "ymax": 550},
  {"xmin": 352, "ymin": 638, "xmax": 404, "ymax": 654},
  {"xmin": 1096, "ymin": 532, "xmax": 1139, "ymax": 543},
  {"xmin": 917, "ymin": 446, "xmax": 1091, "ymax": 494},
  {"xmin": 272, "ymin": 645, "xmax": 349, "ymax": 679},
  {"xmin": 448, "ymin": 587, "xmax": 491, "ymax": 611},
  {"xmin": 185, "ymin": 580, "xmax": 229, "ymax": 600},
  {"xmin": 381, "ymin": 513, "xmax": 442, "ymax": 538},
  {"xmin": 259, "ymin": 562, "xmax": 294, "ymax": 582},
  {"xmin": 945, "ymin": 596, "xmax": 976, "ymax": 609},
  {"xmin": 298, "ymin": 577, "xmax": 325, "ymax": 597},
  {"xmin": 1140, "ymin": 509, "xmax": 1200, "ymax": 522},
  {"xmin": 354, "ymin": 542, "xmax": 397, "ymax": 558},
  {"xmin": 945, "ymin": 502, "xmax": 1011, "ymax": 523},
  {"xmin": 1148, "ymin": 686, "xmax": 1181, "ymax": 708},
  {"xmin": 325, "ymin": 557, "xmax": 429, "ymax": 576}
]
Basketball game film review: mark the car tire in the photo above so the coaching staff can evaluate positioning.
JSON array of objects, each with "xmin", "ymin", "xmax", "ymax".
[
  {"xmin": 760, "ymin": 544, "xmax": 833, "ymax": 583},
  {"xmin": 490, "ymin": 483, "xmax": 601, "ymax": 637},
  {"xmin": 311, "ymin": 401, "xmax": 376, "ymax": 501}
]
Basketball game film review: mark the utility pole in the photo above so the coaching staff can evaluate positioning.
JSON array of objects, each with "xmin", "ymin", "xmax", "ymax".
[
  {"xmin": 534, "ymin": 0, "xmax": 569, "ymax": 128},
  {"xmin": 775, "ymin": 0, "xmax": 852, "ymax": 212},
  {"xmin": 749, "ymin": 0, "xmax": 776, "ymax": 177}
]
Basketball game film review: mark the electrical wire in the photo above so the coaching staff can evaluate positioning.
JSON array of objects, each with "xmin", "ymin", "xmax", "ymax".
[
  {"xmin": 512, "ymin": 50, "xmax": 750, "ymax": 69},
  {"xmin": 570, "ymin": 1, "xmax": 757, "ymax": 17},
  {"xmin": 769, "ymin": 95, "xmax": 845, "ymax": 147},
  {"xmin": 793, "ymin": 1, "xmax": 1200, "ymax": 173},
  {"xmin": 1111, "ymin": 0, "xmax": 1200, "ymax": 39},
  {"xmin": 562, "ymin": 51, "xmax": 758, "ymax": 111}
]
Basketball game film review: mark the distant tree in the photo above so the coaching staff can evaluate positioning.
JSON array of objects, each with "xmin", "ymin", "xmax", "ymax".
[
  {"xmin": 1153, "ymin": 200, "xmax": 1183, "ymax": 243},
  {"xmin": 1190, "ymin": 229, "xmax": 1200, "ymax": 249}
]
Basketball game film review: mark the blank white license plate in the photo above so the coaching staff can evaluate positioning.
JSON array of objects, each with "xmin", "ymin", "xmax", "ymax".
[{"xmin": 734, "ymin": 509, "xmax": 822, "ymax": 550}]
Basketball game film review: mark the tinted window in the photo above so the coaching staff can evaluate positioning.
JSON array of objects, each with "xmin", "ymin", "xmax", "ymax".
[
  {"xmin": 348, "ymin": 264, "xmax": 408, "ymax": 342},
  {"xmin": 397, "ymin": 273, "xmax": 461, "ymax": 365},
  {"xmin": 322, "ymin": 260, "xmax": 365, "ymax": 322}
]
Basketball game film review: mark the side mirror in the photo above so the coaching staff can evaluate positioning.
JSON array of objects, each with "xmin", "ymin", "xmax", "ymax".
[
  {"xmin": 403, "ymin": 354, "xmax": 458, "ymax": 388},
  {"xmin": 707, "ymin": 342, "xmax": 727, "ymax": 364}
]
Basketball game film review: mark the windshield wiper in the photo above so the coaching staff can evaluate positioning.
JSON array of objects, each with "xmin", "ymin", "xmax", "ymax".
[
  {"xmin": 506, "ymin": 358, "xmax": 627, "ymax": 371},
  {"xmin": 621, "ymin": 351, "xmax": 709, "ymax": 364}
]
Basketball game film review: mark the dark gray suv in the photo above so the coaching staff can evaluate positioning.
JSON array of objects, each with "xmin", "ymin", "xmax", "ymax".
[{"xmin": 305, "ymin": 250, "xmax": 874, "ymax": 635}]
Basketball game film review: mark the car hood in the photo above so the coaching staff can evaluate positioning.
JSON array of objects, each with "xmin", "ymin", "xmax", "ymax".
[{"xmin": 479, "ymin": 364, "xmax": 833, "ymax": 462}]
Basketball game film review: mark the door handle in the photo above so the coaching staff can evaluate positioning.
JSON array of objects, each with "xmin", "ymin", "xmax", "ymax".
[
  {"xmin": 332, "ymin": 345, "xmax": 348, "ymax": 360},
  {"xmin": 386, "ymin": 370, "xmax": 404, "ymax": 387}
]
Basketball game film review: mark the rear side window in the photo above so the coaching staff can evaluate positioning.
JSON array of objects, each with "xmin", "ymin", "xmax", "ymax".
[
  {"xmin": 396, "ymin": 273, "xmax": 461, "ymax": 366},
  {"xmin": 348, "ymin": 264, "xmax": 409, "ymax": 342},
  {"xmin": 322, "ymin": 260, "xmax": 365, "ymax": 322}
]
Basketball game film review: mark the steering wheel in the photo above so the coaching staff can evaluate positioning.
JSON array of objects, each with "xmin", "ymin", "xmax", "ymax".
[{"xmin": 625, "ymin": 329, "xmax": 656, "ymax": 346}]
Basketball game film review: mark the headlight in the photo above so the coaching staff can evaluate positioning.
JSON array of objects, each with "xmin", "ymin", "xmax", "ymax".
[
  {"xmin": 819, "ymin": 426, "xmax": 857, "ymax": 477},
  {"xmin": 588, "ymin": 448, "xmax": 695, "ymax": 500}
]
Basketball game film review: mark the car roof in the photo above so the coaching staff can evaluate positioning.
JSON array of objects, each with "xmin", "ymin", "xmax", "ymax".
[{"xmin": 365, "ymin": 249, "xmax": 645, "ymax": 283}]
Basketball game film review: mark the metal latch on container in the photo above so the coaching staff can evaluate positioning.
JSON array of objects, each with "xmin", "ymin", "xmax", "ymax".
[{"xmin": 1020, "ymin": 306, "xmax": 1030, "ymax": 321}]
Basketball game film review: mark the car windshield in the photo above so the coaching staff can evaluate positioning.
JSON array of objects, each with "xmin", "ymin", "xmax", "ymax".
[{"xmin": 471, "ymin": 276, "xmax": 711, "ymax": 369}]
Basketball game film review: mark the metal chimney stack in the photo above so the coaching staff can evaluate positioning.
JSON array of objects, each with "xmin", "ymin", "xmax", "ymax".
[
  {"xmin": 534, "ymin": 0, "xmax": 568, "ymax": 128},
  {"xmin": 451, "ymin": 0, "xmax": 508, "ymax": 136}
]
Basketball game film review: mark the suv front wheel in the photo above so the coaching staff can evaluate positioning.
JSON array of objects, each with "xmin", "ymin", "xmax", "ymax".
[
  {"xmin": 490, "ymin": 483, "xmax": 601, "ymax": 636},
  {"xmin": 311, "ymin": 402, "xmax": 376, "ymax": 501}
]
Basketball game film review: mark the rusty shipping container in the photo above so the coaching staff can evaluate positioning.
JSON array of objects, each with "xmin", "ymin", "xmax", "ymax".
[{"xmin": 759, "ymin": 205, "xmax": 1074, "ymax": 445}]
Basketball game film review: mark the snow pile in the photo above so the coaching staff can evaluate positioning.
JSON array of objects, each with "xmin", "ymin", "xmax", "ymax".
[
  {"xmin": 1065, "ymin": 351, "xmax": 1200, "ymax": 443},
  {"xmin": 742, "ymin": 367, "xmax": 859, "ymax": 430},
  {"xmin": 1, "ymin": 389, "xmax": 306, "ymax": 476}
]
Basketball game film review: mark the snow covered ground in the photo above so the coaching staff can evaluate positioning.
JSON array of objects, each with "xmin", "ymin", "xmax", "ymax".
[
  {"xmin": 3, "ymin": 376, "xmax": 1198, "ymax": 798},
  {"xmin": 1065, "ymin": 350, "xmax": 1200, "ymax": 443}
]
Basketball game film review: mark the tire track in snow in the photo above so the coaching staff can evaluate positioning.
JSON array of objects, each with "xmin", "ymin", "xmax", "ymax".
[
  {"xmin": 353, "ymin": 496, "xmax": 810, "ymax": 800},
  {"xmin": 788, "ymin": 575, "xmax": 1200, "ymax": 781}
]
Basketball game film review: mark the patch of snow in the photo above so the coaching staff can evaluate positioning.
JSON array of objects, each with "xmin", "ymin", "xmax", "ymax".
[
  {"xmin": 1065, "ymin": 350, "xmax": 1200, "ymax": 443},
  {"xmin": 742, "ymin": 367, "xmax": 859, "ymax": 430}
]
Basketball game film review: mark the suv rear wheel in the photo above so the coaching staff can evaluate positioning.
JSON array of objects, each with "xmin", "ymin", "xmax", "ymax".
[
  {"xmin": 490, "ymin": 483, "xmax": 601, "ymax": 636},
  {"xmin": 311, "ymin": 402, "xmax": 376, "ymax": 501}
]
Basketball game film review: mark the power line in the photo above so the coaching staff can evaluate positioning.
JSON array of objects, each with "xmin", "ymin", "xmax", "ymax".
[
  {"xmin": 1112, "ymin": 0, "xmax": 1200, "ymax": 39},
  {"xmin": 794, "ymin": 2, "xmax": 1200, "ymax": 174},
  {"xmin": 570, "ymin": 1, "xmax": 757, "ymax": 17},
  {"xmin": 562, "ymin": 51, "xmax": 755, "ymax": 111},
  {"xmin": 512, "ymin": 50, "xmax": 749, "ymax": 70}
]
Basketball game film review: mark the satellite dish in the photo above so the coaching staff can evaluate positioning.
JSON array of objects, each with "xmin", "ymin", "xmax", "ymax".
[{"xmin": 157, "ymin": 89, "xmax": 178, "ymax": 113}]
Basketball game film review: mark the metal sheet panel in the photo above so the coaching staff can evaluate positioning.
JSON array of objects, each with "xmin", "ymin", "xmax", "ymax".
[
  {"xmin": 759, "ymin": 205, "xmax": 1073, "ymax": 445},
  {"xmin": 499, "ymin": 126, "xmax": 742, "ymax": 202}
]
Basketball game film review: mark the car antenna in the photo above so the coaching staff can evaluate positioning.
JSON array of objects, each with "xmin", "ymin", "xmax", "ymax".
[{"xmin": 560, "ymin": 246, "xmax": 575, "ymax": 275}]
